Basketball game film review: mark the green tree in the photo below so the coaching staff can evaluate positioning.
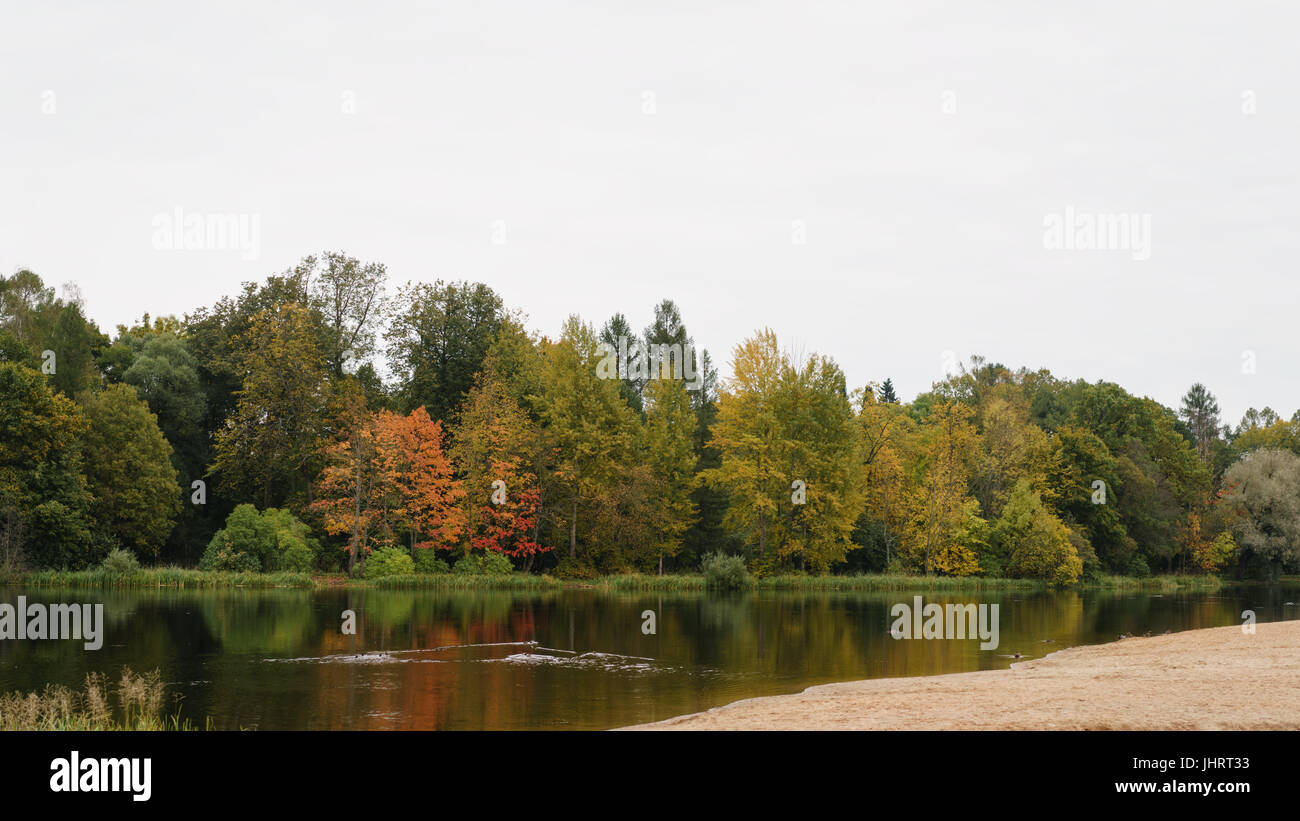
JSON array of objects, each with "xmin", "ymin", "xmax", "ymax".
[
  {"xmin": 46, "ymin": 302, "xmax": 107, "ymax": 398},
  {"xmin": 385, "ymin": 280, "xmax": 505, "ymax": 421},
  {"xmin": 210, "ymin": 303, "xmax": 332, "ymax": 508},
  {"xmin": 0, "ymin": 362, "xmax": 95, "ymax": 568},
  {"xmin": 79, "ymin": 384, "xmax": 181, "ymax": 557},
  {"xmin": 1223, "ymin": 448, "xmax": 1300, "ymax": 578},
  {"xmin": 1179, "ymin": 383, "xmax": 1221, "ymax": 464},
  {"xmin": 990, "ymin": 479, "xmax": 1083, "ymax": 584},
  {"xmin": 877, "ymin": 378, "xmax": 899, "ymax": 403},
  {"xmin": 536, "ymin": 316, "xmax": 638, "ymax": 566},
  {"xmin": 289, "ymin": 251, "xmax": 389, "ymax": 379},
  {"xmin": 642, "ymin": 373, "xmax": 698, "ymax": 573}
]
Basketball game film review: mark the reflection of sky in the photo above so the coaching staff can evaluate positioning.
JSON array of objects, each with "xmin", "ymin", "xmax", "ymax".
[{"xmin": 2, "ymin": 586, "xmax": 1295, "ymax": 729}]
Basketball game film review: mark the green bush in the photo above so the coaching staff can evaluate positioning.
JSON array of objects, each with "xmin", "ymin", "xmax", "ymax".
[
  {"xmin": 552, "ymin": 556, "xmax": 598, "ymax": 580},
  {"xmin": 363, "ymin": 546, "xmax": 415, "ymax": 579},
  {"xmin": 413, "ymin": 549, "xmax": 450, "ymax": 574},
  {"xmin": 702, "ymin": 552, "xmax": 751, "ymax": 591},
  {"xmin": 279, "ymin": 534, "xmax": 316, "ymax": 573},
  {"xmin": 452, "ymin": 551, "xmax": 515, "ymax": 576},
  {"xmin": 100, "ymin": 548, "xmax": 141, "ymax": 575},
  {"xmin": 198, "ymin": 537, "xmax": 260, "ymax": 573},
  {"xmin": 199, "ymin": 504, "xmax": 322, "ymax": 572},
  {"xmin": 1128, "ymin": 554, "xmax": 1152, "ymax": 578}
]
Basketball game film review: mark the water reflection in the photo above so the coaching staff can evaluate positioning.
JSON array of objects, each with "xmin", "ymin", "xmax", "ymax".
[{"xmin": 0, "ymin": 584, "xmax": 1294, "ymax": 730}]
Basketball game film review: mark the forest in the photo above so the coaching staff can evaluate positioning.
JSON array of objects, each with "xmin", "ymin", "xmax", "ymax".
[{"xmin": 2, "ymin": 252, "xmax": 1298, "ymax": 584}]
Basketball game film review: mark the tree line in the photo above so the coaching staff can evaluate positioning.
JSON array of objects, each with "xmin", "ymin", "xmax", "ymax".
[{"xmin": 2, "ymin": 255, "xmax": 1297, "ymax": 581}]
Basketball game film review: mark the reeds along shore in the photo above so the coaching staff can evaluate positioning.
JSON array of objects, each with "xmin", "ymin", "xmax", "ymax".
[{"xmin": 6, "ymin": 567, "xmax": 1225, "ymax": 593}]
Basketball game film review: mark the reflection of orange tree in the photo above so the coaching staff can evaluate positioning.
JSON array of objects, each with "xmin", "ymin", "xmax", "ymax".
[{"xmin": 307, "ymin": 593, "xmax": 542, "ymax": 729}]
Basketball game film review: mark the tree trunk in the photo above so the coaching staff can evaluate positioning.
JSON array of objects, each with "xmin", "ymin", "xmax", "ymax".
[{"xmin": 569, "ymin": 496, "xmax": 578, "ymax": 559}]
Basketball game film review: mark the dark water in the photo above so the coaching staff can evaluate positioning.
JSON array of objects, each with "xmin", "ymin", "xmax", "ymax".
[{"xmin": 1, "ymin": 583, "xmax": 1296, "ymax": 730}]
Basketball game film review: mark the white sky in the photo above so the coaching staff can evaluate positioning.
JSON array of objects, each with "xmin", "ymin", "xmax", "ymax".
[{"xmin": 3, "ymin": 1, "xmax": 1298, "ymax": 426}]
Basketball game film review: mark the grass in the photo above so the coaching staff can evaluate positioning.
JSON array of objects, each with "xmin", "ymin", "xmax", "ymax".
[
  {"xmin": 15, "ymin": 567, "xmax": 312, "ymax": 589},
  {"xmin": 9, "ymin": 567, "xmax": 1226, "ymax": 593},
  {"xmin": 0, "ymin": 667, "xmax": 204, "ymax": 731}
]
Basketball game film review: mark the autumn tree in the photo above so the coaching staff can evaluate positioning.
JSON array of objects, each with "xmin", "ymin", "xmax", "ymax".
[
  {"xmin": 536, "ymin": 316, "xmax": 638, "ymax": 566},
  {"xmin": 450, "ymin": 368, "xmax": 546, "ymax": 566},
  {"xmin": 702, "ymin": 329, "xmax": 861, "ymax": 571},
  {"xmin": 853, "ymin": 389, "xmax": 915, "ymax": 569},
  {"xmin": 904, "ymin": 401, "xmax": 983, "ymax": 575},
  {"xmin": 642, "ymin": 372, "xmax": 698, "ymax": 573},
  {"xmin": 699, "ymin": 329, "xmax": 789, "ymax": 561},
  {"xmin": 989, "ymin": 479, "xmax": 1083, "ymax": 585},
  {"xmin": 374, "ymin": 407, "xmax": 466, "ymax": 554},
  {"xmin": 211, "ymin": 303, "xmax": 332, "ymax": 508}
]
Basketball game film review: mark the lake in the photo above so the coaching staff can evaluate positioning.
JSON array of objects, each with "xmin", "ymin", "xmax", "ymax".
[{"xmin": 1, "ymin": 583, "xmax": 1296, "ymax": 730}]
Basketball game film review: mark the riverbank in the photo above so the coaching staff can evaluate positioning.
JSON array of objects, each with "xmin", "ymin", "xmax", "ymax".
[
  {"xmin": 623, "ymin": 619, "xmax": 1300, "ymax": 730},
  {"xmin": 6, "ymin": 567, "xmax": 1224, "ymax": 593}
]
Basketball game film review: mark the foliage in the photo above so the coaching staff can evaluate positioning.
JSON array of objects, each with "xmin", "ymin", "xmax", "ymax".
[
  {"xmin": 702, "ymin": 551, "xmax": 752, "ymax": 591},
  {"xmin": 452, "ymin": 550, "xmax": 515, "ymax": 576},
  {"xmin": 1223, "ymin": 448, "xmax": 1300, "ymax": 577},
  {"xmin": 413, "ymin": 549, "xmax": 450, "ymax": 574},
  {"xmin": 199, "ymin": 504, "xmax": 321, "ymax": 572},
  {"xmin": 363, "ymin": 546, "xmax": 416, "ymax": 579},
  {"xmin": 100, "ymin": 547, "xmax": 141, "ymax": 575}
]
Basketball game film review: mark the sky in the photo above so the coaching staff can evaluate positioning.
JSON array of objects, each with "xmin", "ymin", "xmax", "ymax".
[{"xmin": 3, "ymin": 1, "xmax": 1298, "ymax": 425}]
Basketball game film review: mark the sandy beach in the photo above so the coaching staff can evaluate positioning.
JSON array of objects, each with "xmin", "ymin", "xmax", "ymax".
[{"xmin": 623, "ymin": 619, "xmax": 1300, "ymax": 730}]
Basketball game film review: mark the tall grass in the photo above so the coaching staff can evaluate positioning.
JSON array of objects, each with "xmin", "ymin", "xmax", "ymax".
[
  {"xmin": 600, "ymin": 574, "xmax": 705, "ymax": 592},
  {"xmin": 17, "ymin": 567, "xmax": 312, "ymax": 589},
  {"xmin": 0, "ymin": 667, "xmax": 202, "ymax": 730},
  {"xmin": 9, "ymin": 567, "xmax": 1225, "ymax": 593}
]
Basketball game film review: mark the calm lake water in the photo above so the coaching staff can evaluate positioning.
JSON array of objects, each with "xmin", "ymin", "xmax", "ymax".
[{"xmin": 1, "ymin": 583, "xmax": 1297, "ymax": 730}]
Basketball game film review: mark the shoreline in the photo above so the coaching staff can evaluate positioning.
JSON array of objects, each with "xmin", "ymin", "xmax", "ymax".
[
  {"xmin": 621, "ymin": 619, "xmax": 1300, "ymax": 730},
  {"xmin": 5, "ymin": 568, "xmax": 1228, "ymax": 593}
]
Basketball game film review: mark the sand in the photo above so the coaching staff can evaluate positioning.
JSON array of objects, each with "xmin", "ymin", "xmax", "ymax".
[{"xmin": 622, "ymin": 620, "xmax": 1300, "ymax": 730}]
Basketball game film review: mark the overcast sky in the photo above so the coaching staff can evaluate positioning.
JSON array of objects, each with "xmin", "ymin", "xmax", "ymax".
[{"xmin": 3, "ymin": 1, "xmax": 1297, "ymax": 425}]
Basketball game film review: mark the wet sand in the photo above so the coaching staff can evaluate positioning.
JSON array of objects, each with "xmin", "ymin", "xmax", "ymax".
[{"xmin": 622, "ymin": 620, "xmax": 1300, "ymax": 730}]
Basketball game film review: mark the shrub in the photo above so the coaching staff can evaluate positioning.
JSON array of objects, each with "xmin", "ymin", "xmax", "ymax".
[
  {"xmin": 452, "ymin": 550, "xmax": 515, "ymax": 576},
  {"xmin": 198, "ymin": 534, "xmax": 260, "ymax": 573},
  {"xmin": 100, "ymin": 548, "xmax": 141, "ymax": 575},
  {"xmin": 702, "ymin": 552, "xmax": 751, "ymax": 591},
  {"xmin": 552, "ymin": 556, "xmax": 599, "ymax": 580},
  {"xmin": 363, "ymin": 546, "xmax": 414, "ymax": 579},
  {"xmin": 199, "ymin": 504, "xmax": 322, "ymax": 572},
  {"xmin": 1127, "ymin": 554, "xmax": 1152, "ymax": 578},
  {"xmin": 414, "ymin": 549, "xmax": 450, "ymax": 574},
  {"xmin": 278, "ymin": 534, "xmax": 316, "ymax": 573}
]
